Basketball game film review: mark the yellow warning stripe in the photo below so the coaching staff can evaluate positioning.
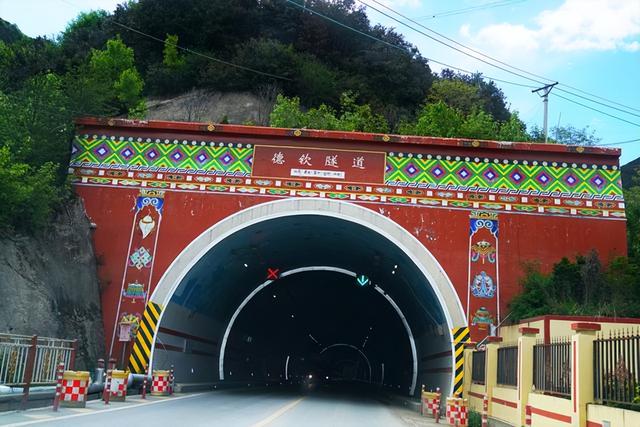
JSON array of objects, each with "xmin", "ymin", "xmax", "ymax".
[
  {"xmin": 128, "ymin": 301, "xmax": 162, "ymax": 373},
  {"xmin": 452, "ymin": 327, "xmax": 470, "ymax": 397}
]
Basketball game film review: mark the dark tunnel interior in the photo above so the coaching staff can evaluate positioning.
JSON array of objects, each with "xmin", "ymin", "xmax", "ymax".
[{"xmin": 153, "ymin": 215, "xmax": 453, "ymax": 396}]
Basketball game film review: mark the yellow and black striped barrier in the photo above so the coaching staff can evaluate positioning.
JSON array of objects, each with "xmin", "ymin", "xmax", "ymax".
[
  {"xmin": 128, "ymin": 301, "xmax": 162, "ymax": 374},
  {"xmin": 452, "ymin": 326, "xmax": 470, "ymax": 397}
]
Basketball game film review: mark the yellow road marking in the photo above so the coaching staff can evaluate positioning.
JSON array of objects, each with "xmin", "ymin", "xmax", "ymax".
[{"xmin": 250, "ymin": 397, "xmax": 305, "ymax": 427}]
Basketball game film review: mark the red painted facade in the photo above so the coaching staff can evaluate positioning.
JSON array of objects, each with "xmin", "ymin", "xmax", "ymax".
[{"xmin": 69, "ymin": 118, "xmax": 627, "ymax": 360}]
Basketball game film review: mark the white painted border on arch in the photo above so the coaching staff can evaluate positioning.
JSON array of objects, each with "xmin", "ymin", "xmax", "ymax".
[{"xmin": 147, "ymin": 198, "xmax": 466, "ymax": 394}]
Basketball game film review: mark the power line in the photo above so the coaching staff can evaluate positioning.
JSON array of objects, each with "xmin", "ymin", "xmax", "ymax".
[
  {"xmin": 551, "ymin": 93, "xmax": 640, "ymax": 128},
  {"xmin": 284, "ymin": 0, "xmax": 535, "ymax": 89},
  {"xmin": 57, "ymin": 0, "xmax": 291, "ymax": 81},
  {"xmin": 600, "ymin": 138, "xmax": 640, "ymax": 147},
  {"xmin": 416, "ymin": 0, "xmax": 526, "ymax": 21},
  {"xmin": 358, "ymin": 0, "xmax": 548, "ymax": 85},
  {"xmin": 361, "ymin": 0, "xmax": 640, "ymax": 117},
  {"xmin": 109, "ymin": 20, "xmax": 291, "ymax": 81}
]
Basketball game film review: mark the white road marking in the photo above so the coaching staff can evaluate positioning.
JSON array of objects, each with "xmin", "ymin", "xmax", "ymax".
[
  {"xmin": 250, "ymin": 397, "xmax": 305, "ymax": 427},
  {"xmin": 5, "ymin": 393, "xmax": 204, "ymax": 426}
]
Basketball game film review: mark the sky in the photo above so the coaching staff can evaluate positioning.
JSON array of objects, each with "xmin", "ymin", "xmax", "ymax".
[{"xmin": 1, "ymin": 0, "xmax": 639, "ymax": 164}]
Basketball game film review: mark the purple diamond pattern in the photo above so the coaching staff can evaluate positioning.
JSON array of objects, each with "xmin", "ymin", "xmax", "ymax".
[
  {"xmin": 536, "ymin": 172, "xmax": 551, "ymax": 186},
  {"xmin": 245, "ymin": 155, "xmax": 253, "ymax": 166},
  {"xmin": 510, "ymin": 170, "xmax": 523, "ymax": 183},
  {"xmin": 94, "ymin": 144, "xmax": 109, "ymax": 158},
  {"xmin": 457, "ymin": 167, "xmax": 470, "ymax": 180},
  {"xmin": 121, "ymin": 147, "xmax": 134, "ymax": 160},
  {"xmin": 431, "ymin": 166, "xmax": 444, "ymax": 178},
  {"xmin": 483, "ymin": 168, "xmax": 497, "ymax": 182},
  {"xmin": 196, "ymin": 150, "xmax": 210, "ymax": 164},
  {"xmin": 405, "ymin": 163, "xmax": 418, "ymax": 176},
  {"xmin": 221, "ymin": 152, "xmax": 234, "ymax": 165},
  {"xmin": 170, "ymin": 149, "xmax": 184, "ymax": 162},
  {"xmin": 591, "ymin": 175, "xmax": 605, "ymax": 189},
  {"xmin": 145, "ymin": 149, "xmax": 159, "ymax": 161},
  {"xmin": 564, "ymin": 174, "xmax": 578, "ymax": 187}
]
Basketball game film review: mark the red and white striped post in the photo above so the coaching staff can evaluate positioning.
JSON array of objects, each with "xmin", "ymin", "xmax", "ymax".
[
  {"xmin": 482, "ymin": 394, "xmax": 489, "ymax": 427},
  {"xmin": 169, "ymin": 365, "xmax": 175, "ymax": 395},
  {"xmin": 525, "ymin": 404, "xmax": 532, "ymax": 426},
  {"xmin": 52, "ymin": 362, "xmax": 65, "ymax": 412},
  {"xmin": 102, "ymin": 358, "xmax": 116, "ymax": 405},
  {"xmin": 141, "ymin": 365, "xmax": 148, "ymax": 399},
  {"xmin": 434, "ymin": 387, "xmax": 440, "ymax": 424}
]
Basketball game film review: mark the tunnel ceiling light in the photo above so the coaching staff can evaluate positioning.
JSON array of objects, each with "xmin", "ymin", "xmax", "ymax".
[
  {"xmin": 394, "ymin": 264, "xmax": 398, "ymax": 269},
  {"xmin": 243, "ymin": 263, "xmax": 248, "ymax": 268},
  {"xmin": 272, "ymin": 294, "xmax": 277, "ymax": 299}
]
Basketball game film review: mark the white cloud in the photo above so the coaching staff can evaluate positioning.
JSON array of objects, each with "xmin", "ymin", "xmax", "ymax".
[{"xmin": 465, "ymin": 0, "xmax": 640, "ymax": 53}]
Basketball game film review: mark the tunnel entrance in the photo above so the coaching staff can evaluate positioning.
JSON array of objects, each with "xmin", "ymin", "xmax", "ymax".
[{"xmin": 149, "ymin": 200, "xmax": 464, "ymax": 396}]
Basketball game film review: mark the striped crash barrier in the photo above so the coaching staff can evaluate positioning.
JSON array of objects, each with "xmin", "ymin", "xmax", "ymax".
[
  {"xmin": 446, "ymin": 397, "xmax": 468, "ymax": 427},
  {"xmin": 108, "ymin": 370, "xmax": 128, "ymax": 402},
  {"xmin": 60, "ymin": 371, "xmax": 91, "ymax": 408},
  {"xmin": 421, "ymin": 386, "xmax": 441, "ymax": 421},
  {"xmin": 151, "ymin": 370, "xmax": 171, "ymax": 396}
]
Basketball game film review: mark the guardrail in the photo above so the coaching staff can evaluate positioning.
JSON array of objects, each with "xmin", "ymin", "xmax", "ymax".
[
  {"xmin": 594, "ymin": 331, "xmax": 640, "ymax": 405},
  {"xmin": 0, "ymin": 333, "xmax": 77, "ymax": 386},
  {"xmin": 471, "ymin": 350, "xmax": 486, "ymax": 384},
  {"xmin": 533, "ymin": 338, "xmax": 571, "ymax": 398},
  {"xmin": 497, "ymin": 345, "xmax": 518, "ymax": 387}
]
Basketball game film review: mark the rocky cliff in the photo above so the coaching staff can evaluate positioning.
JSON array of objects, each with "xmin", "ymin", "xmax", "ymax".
[{"xmin": 0, "ymin": 198, "xmax": 104, "ymax": 371}]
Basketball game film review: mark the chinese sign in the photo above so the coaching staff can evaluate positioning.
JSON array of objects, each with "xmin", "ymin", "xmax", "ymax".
[{"xmin": 252, "ymin": 145, "xmax": 386, "ymax": 184}]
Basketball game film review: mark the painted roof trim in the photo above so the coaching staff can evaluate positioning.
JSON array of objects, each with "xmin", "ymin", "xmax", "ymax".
[{"xmin": 75, "ymin": 117, "xmax": 621, "ymax": 162}]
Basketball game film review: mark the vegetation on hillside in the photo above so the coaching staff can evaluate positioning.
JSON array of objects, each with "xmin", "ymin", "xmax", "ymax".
[
  {"xmin": 0, "ymin": 0, "xmax": 618, "ymax": 238},
  {"xmin": 510, "ymin": 174, "xmax": 640, "ymax": 320}
]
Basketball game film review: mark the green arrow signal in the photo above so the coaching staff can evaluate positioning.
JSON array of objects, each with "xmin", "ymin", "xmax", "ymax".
[{"xmin": 356, "ymin": 275, "xmax": 370, "ymax": 287}]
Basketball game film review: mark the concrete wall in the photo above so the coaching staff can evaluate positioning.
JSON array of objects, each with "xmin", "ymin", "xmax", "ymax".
[
  {"xmin": 153, "ymin": 302, "xmax": 220, "ymax": 383},
  {"xmin": 491, "ymin": 386, "xmax": 519, "ymax": 426},
  {"xmin": 587, "ymin": 404, "xmax": 640, "ymax": 427},
  {"xmin": 529, "ymin": 392, "xmax": 572, "ymax": 426}
]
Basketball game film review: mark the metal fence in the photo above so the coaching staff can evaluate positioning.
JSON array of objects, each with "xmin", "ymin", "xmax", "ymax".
[
  {"xmin": 533, "ymin": 339, "xmax": 571, "ymax": 398},
  {"xmin": 594, "ymin": 331, "xmax": 640, "ymax": 404},
  {"xmin": 497, "ymin": 345, "xmax": 518, "ymax": 386},
  {"xmin": 472, "ymin": 350, "xmax": 486, "ymax": 384},
  {"xmin": 0, "ymin": 333, "xmax": 76, "ymax": 386}
]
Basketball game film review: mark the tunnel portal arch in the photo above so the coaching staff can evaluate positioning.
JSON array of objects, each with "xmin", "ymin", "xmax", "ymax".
[{"xmin": 147, "ymin": 198, "xmax": 466, "ymax": 395}]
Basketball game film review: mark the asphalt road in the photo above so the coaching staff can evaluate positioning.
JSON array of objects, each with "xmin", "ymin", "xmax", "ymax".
[{"xmin": 0, "ymin": 386, "xmax": 438, "ymax": 427}]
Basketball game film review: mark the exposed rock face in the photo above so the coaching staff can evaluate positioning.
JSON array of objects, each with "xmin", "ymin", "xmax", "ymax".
[
  {"xmin": 146, "ymin": 89, "xmax": 275, "ymax": 126},
  {"xmin": 0, "ymin": 199, "xmax": 104, "ymax": 371}
]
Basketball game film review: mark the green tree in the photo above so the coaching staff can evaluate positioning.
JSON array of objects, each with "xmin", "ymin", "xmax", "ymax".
[
  {"xmin": 530, "ymin": 124, "xmax": 601, "ymax": 145},
  {"xmin": 269, "ymin": 94, "xmax": 305, "ymax": 128},
  {"xmin": 459, "ymin": 109, "xmax": 498, "ymax": 140},
  {"xmin": 87, "ymin": 36, "xmax": 145, "ymax": 117},
  {"xmin": 162, "ymin": 34, "xmax": 185, "ymax": 68},
  {"xmin": 497, "ymin": 112, "xmax": 529, "ymax": 142},
  {"xmin": 412, "ymin": 101, "xmax": 463, "ymax": 137},
  {"xmin": 427, "ymin": 79, "xmax": 481, "ymax": 116},
  {"xmin": 338, "ymin": 92, "xmax": 388, "ymax": 133}
]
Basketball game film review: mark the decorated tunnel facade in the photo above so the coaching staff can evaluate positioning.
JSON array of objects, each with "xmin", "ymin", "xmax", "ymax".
[{"xmin": 69, "ymin": 118, "xmax": 627, "ymax": 387}]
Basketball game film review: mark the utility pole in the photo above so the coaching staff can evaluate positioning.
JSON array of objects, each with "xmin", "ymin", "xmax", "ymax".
[{"xmin": 532, "ymin": 82, "xmax": 558, "ymax": 143}]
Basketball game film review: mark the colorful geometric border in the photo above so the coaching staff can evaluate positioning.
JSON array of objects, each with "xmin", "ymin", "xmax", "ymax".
[
  {"xmin": 69, "ymin": 167, "xmax": 626, "ymax": 220},
  {"xmin": 70, "ymin": 134, "xmax": 623, "ymax": 200},
  {"xmin": 386, "ymin": 154, "xmax": 621, "ymax": 197}
]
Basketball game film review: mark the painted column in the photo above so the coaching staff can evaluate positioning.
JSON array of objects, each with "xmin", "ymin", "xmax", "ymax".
[
  {"xmin": 109, "ymin": 189, "xmax": 165, "ymax": 363},
  {"xmin": 484, "ymin": 336, "xmax": 502, "ymax": 417},
  {"xmin": 467, "ymin": 211, "xmax": 500, "ymax": 340},
  {"xmin": 517, "ymin": 327, "xmax": 538, "ymax": 427},
  {"xmin": 571, "ymin": 322, "xmax": 600, "ymax": 427}
]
